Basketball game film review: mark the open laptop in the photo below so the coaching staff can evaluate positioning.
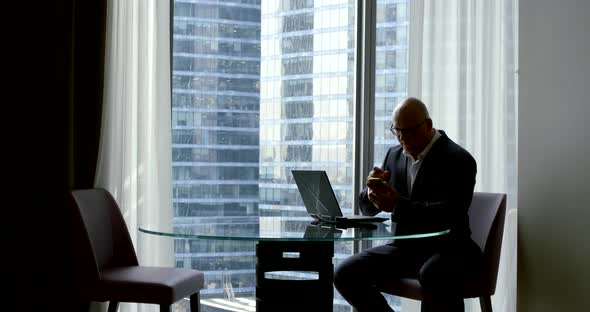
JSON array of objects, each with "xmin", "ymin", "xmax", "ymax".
[{"xmin": 291, "ymin": 170, "xmax": 388, "ymax": 225}]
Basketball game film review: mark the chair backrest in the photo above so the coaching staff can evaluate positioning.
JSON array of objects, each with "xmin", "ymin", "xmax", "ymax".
[
  {"xmin": 68, "ymin": 188, "xmax": 139, "ymax": 284},
  {"xmin": 468, "ymin": 192, "xmax": 507, "ymax": 295}
]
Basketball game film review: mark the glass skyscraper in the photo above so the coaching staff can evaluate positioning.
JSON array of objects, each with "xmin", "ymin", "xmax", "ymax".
[
  {"xmin": 171, "ymin": 1, "xmax": 408, "ymax": 311},
  {"xmin": 171, "ymin": 1, "xmax": 262, "ymax": 310},
  {"xmin": 258, "ymin": 1, "xmax": 356, "ymax": 220}
]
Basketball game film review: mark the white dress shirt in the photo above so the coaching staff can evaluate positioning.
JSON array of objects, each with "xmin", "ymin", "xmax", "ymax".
[{"xmin": 404, "ymin": 129, "xmax": 441, "ymax": 194}]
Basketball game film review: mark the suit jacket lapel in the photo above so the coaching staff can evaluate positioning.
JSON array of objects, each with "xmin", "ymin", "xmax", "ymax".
[{"xmin": 395, "ymin": 151, "xmax": 410, "ymax": 197}]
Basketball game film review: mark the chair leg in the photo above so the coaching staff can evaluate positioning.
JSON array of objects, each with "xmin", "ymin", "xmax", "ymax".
[
  {"xmin": 479, "ymin": 296, "xmax": 492, "ymax": 312},
  {"xmin": 108, "ymin": 301, "xmax": 119, "ymax": 312},
  {"xmin": 160, "ymin": 304, "xmax": 171, "ymax": 312},
  {"xmin": 190, "ymin": 292, "xmax": 200, "ymax": 312}
]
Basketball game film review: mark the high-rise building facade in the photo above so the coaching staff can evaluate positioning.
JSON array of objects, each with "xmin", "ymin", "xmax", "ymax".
[
  {"xmin": 259, "ymin": 1, "xmax": 356, "ymax": 219},
  {"xmin": 171, "ymin": 0, "xmax": 262, "ymax": 308},
  {"xmin": 171, "ymin": 0, "xmax": 408, "ymax": 311}
]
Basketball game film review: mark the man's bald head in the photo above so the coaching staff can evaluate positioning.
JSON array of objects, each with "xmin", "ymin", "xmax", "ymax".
[
  {"xmin": 392, "ymin": 97, "xmax": 430, "ymax": 122},
  {"xmin": 391, "ymin": 97, "xmax": 434, "ymax": 158}
]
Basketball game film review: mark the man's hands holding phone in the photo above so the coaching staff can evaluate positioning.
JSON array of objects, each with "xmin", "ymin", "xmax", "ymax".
[{"xmin": 366, "ymin": 167, "xmax": 399, "ymax": 212}]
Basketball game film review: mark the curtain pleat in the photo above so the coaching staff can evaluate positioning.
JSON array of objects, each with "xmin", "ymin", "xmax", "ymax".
[
  {"xmin": 68, "ymin": 1, "xmax": 108, "ymax": 311},
  {"xmin": 95, "ymin": 1, "xmax": 173, "ymax": 311},
  {"xmin": 68, "ymin": 0, "xmax": 107, "ymax": 190}
]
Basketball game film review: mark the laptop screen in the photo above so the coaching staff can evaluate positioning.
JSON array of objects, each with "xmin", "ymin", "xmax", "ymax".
[{"xmin": 291, "ymin": 170, "xmax": 343, "ymax": 220}]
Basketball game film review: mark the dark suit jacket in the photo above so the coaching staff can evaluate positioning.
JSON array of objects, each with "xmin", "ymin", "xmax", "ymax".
[{"xmin": 359, "ymin": 130, "xmax": 476, "ymax": 250}]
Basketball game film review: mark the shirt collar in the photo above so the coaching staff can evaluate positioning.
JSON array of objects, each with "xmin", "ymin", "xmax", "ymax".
[{"xmin": 403, "ymin": 129, "xmax": 441, "ymax": 161}]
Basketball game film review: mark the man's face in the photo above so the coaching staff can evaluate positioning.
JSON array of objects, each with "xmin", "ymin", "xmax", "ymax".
[{"xmin": 391, "ymin": 112, "xmax": 432, "ymax": 156}]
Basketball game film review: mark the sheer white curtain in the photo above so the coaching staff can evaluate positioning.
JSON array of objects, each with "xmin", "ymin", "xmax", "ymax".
[
  {"xmin": 405, "ymin": 0, "xmax": 518, "ymax": 311},
  {"xmin": 93, "ymin": 0, "xmax": 173, "ymax": 311}
]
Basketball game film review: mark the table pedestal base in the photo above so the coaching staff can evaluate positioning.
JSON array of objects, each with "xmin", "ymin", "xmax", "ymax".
[{"xmin": 256, "ymin": 241, "xmax": 334, "ymax": 312}]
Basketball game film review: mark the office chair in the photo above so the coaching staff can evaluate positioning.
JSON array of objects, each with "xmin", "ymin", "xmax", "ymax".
[
  {"xmin": 68, "ymin": 188, "xmax": 204, "ymax": 312},
  {"xmin": 380, "ymin": 192, "xmax": 507, "ymax": 312}
]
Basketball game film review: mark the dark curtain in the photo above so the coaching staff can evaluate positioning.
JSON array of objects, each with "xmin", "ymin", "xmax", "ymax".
[
  {"xmin": 68, "ymin": 0, "xmax": 107, "ymax": 190},
  {"xmin": 9, "ymin": 1, "xmax": 106, "ymax": 310}
]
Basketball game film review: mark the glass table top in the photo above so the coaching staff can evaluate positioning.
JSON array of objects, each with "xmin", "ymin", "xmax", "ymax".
[{"xmin": 139, "ymin": 216, "xmax": 450, "ymax": 242}]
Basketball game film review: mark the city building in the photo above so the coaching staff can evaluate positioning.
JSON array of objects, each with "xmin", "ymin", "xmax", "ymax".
[{"xmin": 171, "ymin": 0, "xmax": 408, "ymax": 310}]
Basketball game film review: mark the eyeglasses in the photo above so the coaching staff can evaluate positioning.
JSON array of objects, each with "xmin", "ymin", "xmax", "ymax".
[{"xmin": 390, "ymin": 119, "xmax": 427, "ymax": 137}]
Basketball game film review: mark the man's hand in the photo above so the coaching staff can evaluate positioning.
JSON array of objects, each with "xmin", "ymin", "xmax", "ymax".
[{"xmin": 366, "ymin": 167, "xmax": 398, "ymax": 212}]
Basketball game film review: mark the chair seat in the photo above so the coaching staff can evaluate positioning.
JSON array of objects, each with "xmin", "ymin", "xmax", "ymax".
[
  {"xmin": 70, "ymin": 189, "xmax": 204, "ymax": 311},
  {"xmin": 90, "ymin": 266, "xmax": 205, "ymax": 304}
]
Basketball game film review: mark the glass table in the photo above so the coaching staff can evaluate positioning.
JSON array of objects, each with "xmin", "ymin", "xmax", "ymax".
[{"xmin": 139, "ymin": 217, "xmax": 449, "ymax": 312}]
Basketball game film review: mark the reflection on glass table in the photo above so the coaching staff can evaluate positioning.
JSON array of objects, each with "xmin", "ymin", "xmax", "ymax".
[{"xmin": 140, "ymin": 217, "xmax": 449, "ymax": 312}]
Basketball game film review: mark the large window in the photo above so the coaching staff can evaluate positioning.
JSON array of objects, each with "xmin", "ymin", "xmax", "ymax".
[
  {"xmin": 171, "ymin": 1, "xmax": 408, "ymax": 311},
  {"xmin": 373, "ymin": 0, "xmax": 409, "ymax": 166}
]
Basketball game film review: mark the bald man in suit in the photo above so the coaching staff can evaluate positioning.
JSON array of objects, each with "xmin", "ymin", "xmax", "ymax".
[{"xmin": 334, "ymin": 97, "xmax": 482, "ymax": 312}]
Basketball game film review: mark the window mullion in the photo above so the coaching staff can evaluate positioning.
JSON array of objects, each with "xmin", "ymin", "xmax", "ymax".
[{"xmin": 353, "ymin": 0, "xmax": 377, "ymax": 216}]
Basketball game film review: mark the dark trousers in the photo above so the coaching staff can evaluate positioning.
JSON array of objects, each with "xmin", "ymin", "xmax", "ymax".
[{"xmin": 333, "ymin": 239, "xmax": 482, "ymax": 312}]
